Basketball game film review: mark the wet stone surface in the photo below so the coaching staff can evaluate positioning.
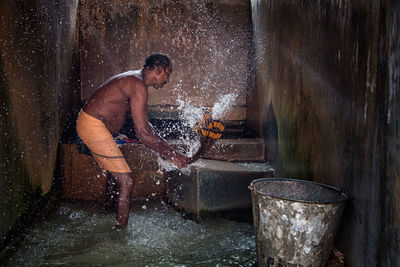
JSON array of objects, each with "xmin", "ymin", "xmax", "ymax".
[{"xmin": 6, "ymin": 200, "xmax": 256, "ymax": 267}]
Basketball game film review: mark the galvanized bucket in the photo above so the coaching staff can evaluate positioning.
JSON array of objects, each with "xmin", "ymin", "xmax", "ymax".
[{"xmin": 249, "ymin": 178, "xmax": 348, "ymax": 267}]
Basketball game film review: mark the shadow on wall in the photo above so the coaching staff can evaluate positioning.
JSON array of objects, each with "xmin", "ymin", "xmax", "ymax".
[
  {"xmin": 263, "ymin": 102, "xmax": 313, "ymax": 179},
  {"xmin": 263, "ymin": 102, "xmax": 280, "ymax": 172},
  {"xmin": 0, "ymin": 57, "xmax": 43, "ymax": 251}
]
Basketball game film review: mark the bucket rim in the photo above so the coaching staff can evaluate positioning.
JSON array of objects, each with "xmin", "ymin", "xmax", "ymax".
[{"xmin": 249, "ymin": 178, "xmax": 349, "ymax": 204}]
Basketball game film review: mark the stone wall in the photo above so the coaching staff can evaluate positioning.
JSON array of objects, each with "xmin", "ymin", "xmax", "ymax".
[
  {"xmin": 0, "ymin": 0, "xmax": 79, "ymax": 247},
  {"xmin": 248, "ymin": 0, "xmax": 400, "ymax": 265},
  {"xmin": 79, "ymin": 0, "xmax": 251, "ymax": 121}
]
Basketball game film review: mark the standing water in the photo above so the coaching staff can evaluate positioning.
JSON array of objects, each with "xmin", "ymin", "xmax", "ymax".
[{"xmin": 6, "ymin": 200, "xmax": 256, "ymax": 266}]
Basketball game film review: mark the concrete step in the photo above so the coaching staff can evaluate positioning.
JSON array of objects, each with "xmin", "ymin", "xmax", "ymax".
[
  {"xmin": 169, "ymin": 138, "xmax": 266, "ymax": 162},
  {"xmin": 166, "ymin": 159, "xmax": 275, "ymax": 221},
  {"xmin": 203, "ymin": 138, "xmax": 265, "ymax": 162}
]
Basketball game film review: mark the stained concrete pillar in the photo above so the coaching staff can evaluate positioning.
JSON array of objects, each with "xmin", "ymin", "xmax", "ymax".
[
  {"xmin": 0, "ymin": 0, "xmax": 79, "ymax": 248},
  {"xmin": 248, "ymin": 0, "xmax": 400, "ymax": 265}
]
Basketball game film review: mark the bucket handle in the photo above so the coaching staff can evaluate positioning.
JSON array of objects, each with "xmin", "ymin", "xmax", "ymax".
[{"xmin": 248, "ymin": 186, "xmax": 258, "ymax": 197}]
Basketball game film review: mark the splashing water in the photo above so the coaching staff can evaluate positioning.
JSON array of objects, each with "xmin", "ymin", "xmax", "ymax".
[
  {"xmin": 155, "ymin": 92, "xmax": 237, "ymax": 173},
  {"xmin": 211, "ymin": 93, "xmax": 238, "ymax": 120},
  {"xmin": 6, "ymin": 200, "xmax": 256, "ymax": 266},
  {"xmin": 157, "ymin": 156, "xmax": 191, "ymax": 175},
  {"xmin": 176, "ymin": 93, "xmax": 237, "ymax": 132}
]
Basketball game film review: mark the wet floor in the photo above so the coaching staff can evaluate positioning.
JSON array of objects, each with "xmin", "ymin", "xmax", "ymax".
[{"xmin": 6, "ymin": 199, "xmax": 256, "ymax": 266}]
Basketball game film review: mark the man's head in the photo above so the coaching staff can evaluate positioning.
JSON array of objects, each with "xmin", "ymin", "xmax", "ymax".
[{"xmin": 143, "ymin": 53, "xmax": 172, "ymax": 89}]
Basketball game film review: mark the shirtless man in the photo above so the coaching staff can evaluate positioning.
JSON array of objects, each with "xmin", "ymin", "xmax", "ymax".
[{"xmin": 76, "ymin": 53, "xmax": 190, "ymax": 228}]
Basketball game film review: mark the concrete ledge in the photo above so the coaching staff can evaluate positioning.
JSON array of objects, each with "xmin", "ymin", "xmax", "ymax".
[
  {"xmin": 169, "ymin": 138, "xmax": 266, "ymax": 162},
  {"xmin": 203, "ymin": 138, "xmax": 265, "ymax": 162},
  {"xmin": 166, "ymin": 159, "xmax": 275, "ymax": 221}
]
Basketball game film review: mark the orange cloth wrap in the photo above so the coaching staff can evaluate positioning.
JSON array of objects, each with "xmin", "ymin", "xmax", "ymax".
[{"xmin": 76, "ymin": 110, "xmax": 132, "ymax": 173}]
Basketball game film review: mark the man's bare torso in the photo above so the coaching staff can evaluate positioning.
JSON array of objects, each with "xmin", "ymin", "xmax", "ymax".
[
  {"xmin": 79, "ymin": 59, "xmax": 190, "ymax": 176},
  {"xmin": 83, "ymin": 70, "xmax": 145, "ymax": 133}
]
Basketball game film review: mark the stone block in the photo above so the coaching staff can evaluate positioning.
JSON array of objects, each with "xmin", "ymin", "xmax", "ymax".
[
  {"xmin": 61, "ymin": 144, "xmax": 106, "ymax": 201},
  {"xmin": 166, "ymin": 159, "xmax": 275, "ymax": 221},
  {"xmin": 60, "ymin": 144, "xmax": 166, "ymax": 200}
]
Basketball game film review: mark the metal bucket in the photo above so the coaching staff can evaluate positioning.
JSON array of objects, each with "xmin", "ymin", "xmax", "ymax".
[{"xmin": 249, "ymin": 178, "xmax": 348, "ymax": 267}]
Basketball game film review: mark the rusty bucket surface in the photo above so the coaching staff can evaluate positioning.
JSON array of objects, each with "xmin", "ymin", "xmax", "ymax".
[{"xmin": 249, "ymin": 178, "xmax": 348, "ymax": 267}]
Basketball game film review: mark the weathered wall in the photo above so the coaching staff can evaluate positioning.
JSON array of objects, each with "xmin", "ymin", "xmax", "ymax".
[
  {"xmin": 379, "ymin": 0, "xmax": 400, "ymax": 264},
  {"xmin": 0, "ymin": 0, "xmax": 79, "ymax": 247},
  {"xmin": 79, "ymin": 0, "xmax": 251, "ymax": 121},
  {"xmin": 248, "ymin": 0, "xmax": 400, "ymax": 265}
]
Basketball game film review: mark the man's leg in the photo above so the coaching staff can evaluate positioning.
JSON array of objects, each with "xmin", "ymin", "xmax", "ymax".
[
  {"xmin": 109, "ymin": 171, "xmax": 134, "ymax": 228},
  {"xmin": 105, "ymin": 173, "xmax": 118, "ymax": 212}
]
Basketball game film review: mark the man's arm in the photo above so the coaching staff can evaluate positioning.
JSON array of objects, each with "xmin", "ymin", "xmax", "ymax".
[{"xmin": 129, "ymin": 83, "xmax": 189, "ymax": 168}]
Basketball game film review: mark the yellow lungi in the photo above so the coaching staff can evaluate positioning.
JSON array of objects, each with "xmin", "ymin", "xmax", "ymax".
[{"xmin": 76, "ymin": 110, "xmax": 132, "ymax": 173}]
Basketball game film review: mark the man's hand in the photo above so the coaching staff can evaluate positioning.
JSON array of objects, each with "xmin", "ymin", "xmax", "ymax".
[{"xmin": 171, "ymin": 152, "xmax": 190, "ymax": 169}]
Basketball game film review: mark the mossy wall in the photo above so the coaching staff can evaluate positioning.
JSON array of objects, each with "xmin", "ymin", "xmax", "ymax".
[
  {"xmin": 248, "ymin": 0, "xmax": 400, "ymax": 265},
  {"xmin": 0, "ymin": 0, "xmax": 79, "ymax": 247}
]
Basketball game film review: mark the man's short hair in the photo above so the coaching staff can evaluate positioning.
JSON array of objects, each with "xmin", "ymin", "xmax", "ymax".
[{"xmin": 144, "ymin": 53, "xmax": 172, "ymax": 70}]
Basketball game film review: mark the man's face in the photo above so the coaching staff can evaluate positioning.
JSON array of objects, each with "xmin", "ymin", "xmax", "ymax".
[{"xmin": 153, "ymin": 66, "xmax": 172, "ymax": 89}]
